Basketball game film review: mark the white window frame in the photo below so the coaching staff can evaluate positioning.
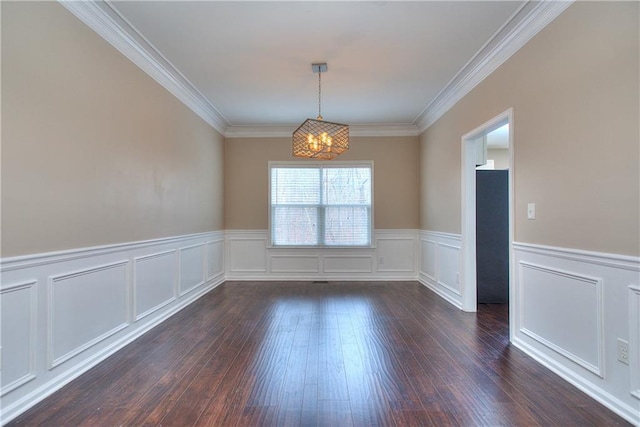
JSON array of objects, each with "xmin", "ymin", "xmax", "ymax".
[{"xmin": 268, "ymin": 160, "xmax": 374, "ymax": 248}]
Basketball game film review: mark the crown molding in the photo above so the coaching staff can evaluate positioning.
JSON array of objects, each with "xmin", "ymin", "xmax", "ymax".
[
  {"xmin": 225, "ymin": 125, "xmax": 296, "ymax": 139},
  {"xmin": 59, "ymin": 0, "xmax": 572, "ymax": 138},
  {"xmin": 225, "ymin": 123, "xmax": 420, "ymax": 139},
  {"xmin": 414, "ymin": 0, "xmax": 574, "ymax": 133},
  {"xmin": 58, "ymin": 0, "xmax": 229, "ymax": 135}
]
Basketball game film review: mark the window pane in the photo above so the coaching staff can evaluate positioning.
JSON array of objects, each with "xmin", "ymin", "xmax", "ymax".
[
  {"xmin": 271, "ymin": 168, "xmax": 320, "ymax": 204},
  {"xmin": 324, "ymin": 206, "xmax": 370, "ymax": 246},
  {"xmin": 323, "ymin": 168, "xmax": 371, "ymax": 205},
  {"xmin": 270, "ymin": 163, "xmax": 372, "ymax": 247},
  {"xmin": 272, "ymin": 206, "xmax": 318, "ymax": 245}
]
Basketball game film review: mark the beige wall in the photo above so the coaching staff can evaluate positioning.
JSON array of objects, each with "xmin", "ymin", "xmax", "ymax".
[
  {"xmin": 420, "ymin": 1, "xmax": 639, "ymax": 256},
  {"xmin": 1, "ymin": 2, "xmax": 225, "ymax": 257},
  {"xmin": 487, "ymin": 149, "xmax": 509, "ymax": 170},
  {"xmin": 225, "ymin": 136, "xmax": 420, "ymax": 230}
]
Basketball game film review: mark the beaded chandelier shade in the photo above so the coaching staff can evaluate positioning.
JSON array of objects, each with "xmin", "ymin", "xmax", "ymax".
[{"xmin": 293, "ymin": 63, "xmax": 349, "ymax": 160}]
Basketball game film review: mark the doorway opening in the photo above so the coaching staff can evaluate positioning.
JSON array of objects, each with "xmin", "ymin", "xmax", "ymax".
[{"xmin": 460, "ymin": 108, "xmax": 514, "ymax": 337}]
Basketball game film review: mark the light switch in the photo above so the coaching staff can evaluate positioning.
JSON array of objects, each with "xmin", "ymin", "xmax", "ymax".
[{"xmin": 527, "ymin": 203, "xmax": 536, "ymax": 220}]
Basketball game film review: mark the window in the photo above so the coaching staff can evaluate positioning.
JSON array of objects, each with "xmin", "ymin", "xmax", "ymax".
[{"xmin": 270, "ymin": 162, "xmax": 373, "ymax": 247}]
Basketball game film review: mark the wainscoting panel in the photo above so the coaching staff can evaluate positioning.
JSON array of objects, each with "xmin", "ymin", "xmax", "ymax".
[
  {"xmin": 0, "ymin": 281, "xmax": 37, "ymax": 396},
  {"xmin": 420, "ymin": 239, "xmax": 437, "ymax": 281},
  {"xmin": 512, "ymin": 242, "xmax": 640, "ymax": 425},
  {"xmin": 376, "ymin": 236, "xmax": 415, "ymax": 273},
  {"xmin": 179, "ymin": 244, "xmax": 205, "ymax": 295},
  {"xmin": 630, "ymin": 285, "xmax": 640, "ymax": 400},
  {"xmin": 519, "ymin": 262, "xmax": 603, "ymax": 376},
  {"xmin": 437, "ymin": 243, "xmax": 462, "ymax": 295},
  {"xmin": 270, "ymin": 255, "xmax": 319, "ymax": 274},
  {"xmin": 48, "ymin": 261, "xmax": 129, "ymax": 369},
  {"xmin": 0, "ymin": 231, "xmax": 224, "ymax": 424},
  {"xmin": 225, "ymin": 230, "xmax": 417, "ymax": 280},
  {"xmin": 324, "ymin": 255, "xmax": 373, "ymax": 274},
  {"xmin": 206, "ymin": 239, "xmax": 224, "ymax": 280},
  {"xmin": 418, "ymin": 231, "xmax": 462, "ymax": 309},
  {"xmin": 227, "ymin": 233, "xmax": 267, "ymax": 274},
  {"xmin": 134, "ymin": 251, "xmax": 177, "ymax": 321}
]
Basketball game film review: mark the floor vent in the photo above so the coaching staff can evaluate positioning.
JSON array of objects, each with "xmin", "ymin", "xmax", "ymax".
[{"xmin": 312, "ymin": 280, "xmax": 329, "ymax": 284}]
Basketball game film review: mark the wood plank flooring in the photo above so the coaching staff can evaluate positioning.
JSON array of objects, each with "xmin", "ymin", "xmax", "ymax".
[{"xmin": 8, "ymin": 281, "xmax": 630, "ymax": 426}]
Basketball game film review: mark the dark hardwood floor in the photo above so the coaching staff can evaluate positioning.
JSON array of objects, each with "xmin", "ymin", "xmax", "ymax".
[{"xmin": 8, "ymin": 281, "xmax": 630, "ymax": 426}]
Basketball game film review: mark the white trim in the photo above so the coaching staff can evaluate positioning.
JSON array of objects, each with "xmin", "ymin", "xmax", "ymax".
[
  {"xmin": 1, "ymin": 231, "xmax": 221, "ymax": 272},
  {"xmin": 629, "ymin": 284, "xmax": 640, "ymax": 400},
  {"xmin": 418, "ymin": 272, "xmax": 463, "ymax": 310},
  {"xmin": 57, "ymin": 0, "xmax": 228, "ymax": 134},
  {"xmin": 512, "ymin": 337, "xmax": 640, "ymax": 426},
  {"xmin": 225, "ymin": 123, "xmax": 420, "ymax": 138},
  {"xmin": 513, "ymin": 242, "xmax": 640, "ymax": 271},
  {"xmin": 415, "ymin": 1, "xmax": 573, "ymax": 132},
  {"xmin": 460, "ymin": 108, "xmax": 513, "ymax": 313},
  {"xmin": 418, "ymin": 230, "xmax": 460, "ymax": 241}
]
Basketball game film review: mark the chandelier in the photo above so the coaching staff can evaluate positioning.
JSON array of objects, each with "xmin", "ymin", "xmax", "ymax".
[{"xmin": 293, "ymin": 63, "xmax": 349, "ymax": 160}]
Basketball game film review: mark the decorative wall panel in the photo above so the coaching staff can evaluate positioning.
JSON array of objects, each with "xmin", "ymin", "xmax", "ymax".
[
  {"xmin": 134, "ymin": 250, "xmax": 177, "ymax": 320},
  {"xmin": 418, "ymin": 231, "xmax": 462, "ymax": 308},
  {"xmin": 179, "ymin": 244, "xmax": 205, "ymax": 295},
  {"xmin": 629, "ymin": 285, "xmax": 640, "ymax": 400},
  {"xmin": 323, "ymin": 255, "xmax": 373, "ymax": 274},
  {"xmin": 270, "ymin": 255, "xmax": 319, "ymax": 274},
  {"xmin": 48, "ymin": 261, "xmax": 129, "ymax": 368},
  {"xmin": 377, "ymin": 238, "xmax": 415, "ymax": 272},
  {"xmin": 228, "ymin": 237, "xmax": 267, "ymax": 273},
  {"xmin": 519, "ymin": 262, "xmax": 603, "ymax": 376},
  {"xmin": 0, "ymin": 281, "xmax": 37, "ymax": 395},
  {"xmin": 207, "ymin": 240, "xmax": 224, "ymax": 280}
]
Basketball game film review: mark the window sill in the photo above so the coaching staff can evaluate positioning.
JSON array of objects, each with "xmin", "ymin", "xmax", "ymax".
[{"xmin": 267, "ymin": 245, "xmax": 376, "ymax": 250}]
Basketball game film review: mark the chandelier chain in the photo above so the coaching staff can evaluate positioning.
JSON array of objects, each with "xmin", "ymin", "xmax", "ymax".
[{"xmin": 317, "ymin": 69, "xmax": 322, "ymax": 120}]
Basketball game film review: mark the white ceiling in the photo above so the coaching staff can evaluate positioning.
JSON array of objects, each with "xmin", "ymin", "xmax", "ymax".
[
  {"xmin": 108, "ymin": 1, "xmax": 524, "ymax": 129},
  {"xmin": 61, "ymin": 1, "xmax": 572, "ymax": 135}
]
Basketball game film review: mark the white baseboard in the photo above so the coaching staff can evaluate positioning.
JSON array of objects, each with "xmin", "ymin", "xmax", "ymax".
[
  {"xmin": 418, "ymin": 272, "xmax": 463, "ymax": 310},
  {"xmin": 512, "ymin": 337, "xmax": 640, "ymax": 425}
]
